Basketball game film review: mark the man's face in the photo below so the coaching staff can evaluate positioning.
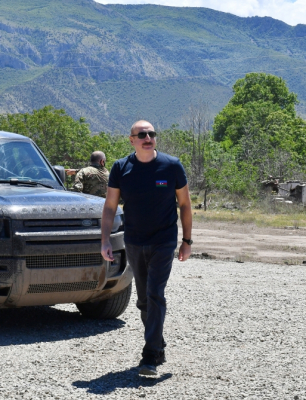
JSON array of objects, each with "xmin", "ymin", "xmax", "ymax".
[{"xmin": 129, "ymin": 122, "xmax": 156, "ymax": 153}]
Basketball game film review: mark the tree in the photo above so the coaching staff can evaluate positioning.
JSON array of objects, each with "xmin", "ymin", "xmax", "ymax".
[
  {"xmin": 157, "ymin": 124, "xmax": 193, "ymax": 178},
  {"xmin": 90, "ymin": 132, "xmax": 132, "ymax": 170},
  {"xmin": 231, "ymin": 72, "xmax": 298, "ymax": 112},
  {"xmin": 213, "ymin": 72, "xmax": 298, "ymax": 145},
  {"xmin": 0, "ymin": 106, "xmax": 92, "ymax": 168},
  {"xmin": 180, "ymin": 103, "xmax": 212, "ymax": 191},
  {"xmin": 212, "ymin": 73, "xmax": 306, "ymax": 189}
]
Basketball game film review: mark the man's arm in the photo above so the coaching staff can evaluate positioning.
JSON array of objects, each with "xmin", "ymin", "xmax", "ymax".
[
  {"xmin": 101, "ymin": 187, "xmax": 121, "ymax": 261},
  {"xmin": 176, "ymin": 184, "xmax": 192, "ymax": 262},
  {"xmin": 65, "ymin": 169, "xmax": 78, "ymax": 176},
  {"xmin": 71, "ymin": 170, "xmax": 84, "ymax": 192},
  {"xmin": 100, "ymin": 170, "xmax": 110, "ymax": 198}
]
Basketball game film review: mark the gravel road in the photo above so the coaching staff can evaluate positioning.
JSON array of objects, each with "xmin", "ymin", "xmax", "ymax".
[{"xmin": 1, "ymin": 259, "xmax": 306, "ymax": 400}]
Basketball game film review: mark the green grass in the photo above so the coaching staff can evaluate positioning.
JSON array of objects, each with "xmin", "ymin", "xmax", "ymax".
[
  {"xmin": 191, "ymin": 191, "xmax": 306, "ymax": 228},
  {"xmin": 192, "ymin": 208, "xmax": 306, "ymax": 229}
]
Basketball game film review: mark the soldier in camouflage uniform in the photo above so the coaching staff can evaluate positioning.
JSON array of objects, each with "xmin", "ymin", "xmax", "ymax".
[{"xmin": 71, "ymin": 151, "xmax": 109, "ymax": 198}]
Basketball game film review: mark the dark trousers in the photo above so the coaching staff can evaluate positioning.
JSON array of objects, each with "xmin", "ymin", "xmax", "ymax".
[{"xmin": 125, "ymin": 241, "xmax": 177, "ymax": 355}]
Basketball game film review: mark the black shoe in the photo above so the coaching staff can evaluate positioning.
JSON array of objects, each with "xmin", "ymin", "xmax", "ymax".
[
  {"xmin": 139, "ymin": 363, "xmax": 157, "ymax": 376},
  {"xmin": 139, "ymin": 355, "xmax": 157, "ymax": 376}
]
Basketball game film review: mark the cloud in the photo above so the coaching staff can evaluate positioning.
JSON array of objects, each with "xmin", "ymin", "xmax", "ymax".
[{"xmin": 94, "ymin": 0, "xmax": 306, "ymax": 26}]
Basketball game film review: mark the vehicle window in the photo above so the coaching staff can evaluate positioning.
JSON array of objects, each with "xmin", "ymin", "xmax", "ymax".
[{"xmin": 0, "ymin": 139, "xmax": 62, "ymax": 188}]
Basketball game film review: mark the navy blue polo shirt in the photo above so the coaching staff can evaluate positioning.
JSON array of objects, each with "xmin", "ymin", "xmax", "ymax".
[{"xmin": 108, "ymin": 151, "xmax": 187, "ymax": 245}]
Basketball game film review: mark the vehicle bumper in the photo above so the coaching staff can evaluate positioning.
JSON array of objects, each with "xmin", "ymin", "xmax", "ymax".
[{"xmin": 0, "ymin": 231, "xmax": 133, "ymax": 308}]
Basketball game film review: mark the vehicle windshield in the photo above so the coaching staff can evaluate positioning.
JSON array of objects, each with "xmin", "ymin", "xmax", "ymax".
[{"xmin": 0, "ymin": 139, "xmax": 63, "ymax": 189}]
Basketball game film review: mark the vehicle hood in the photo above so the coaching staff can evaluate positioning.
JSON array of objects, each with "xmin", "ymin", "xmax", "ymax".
[{"xmin": 0, "ymin": 185, "xmax": 119, "ymax": 219}]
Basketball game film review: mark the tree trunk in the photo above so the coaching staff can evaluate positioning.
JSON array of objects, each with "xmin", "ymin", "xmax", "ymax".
[{"xmin": 204, "ymin": 189, "xmax": 207, "ymax": 211}]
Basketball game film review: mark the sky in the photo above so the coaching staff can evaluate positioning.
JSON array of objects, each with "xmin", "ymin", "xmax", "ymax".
[{"xmin": 94, "ymin": 0, "xmax": 306, "ymax": 26}]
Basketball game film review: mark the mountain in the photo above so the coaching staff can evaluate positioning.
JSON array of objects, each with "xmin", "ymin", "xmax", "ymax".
[{"xmin": 0, "ymin": 0, "xmax": 306, "ymax": 132}]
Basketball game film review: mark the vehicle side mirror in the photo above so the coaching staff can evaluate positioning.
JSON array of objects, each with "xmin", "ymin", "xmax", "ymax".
[{"xmin": 53, "ymin": 165, "xmax": 66, "ymax": 184}]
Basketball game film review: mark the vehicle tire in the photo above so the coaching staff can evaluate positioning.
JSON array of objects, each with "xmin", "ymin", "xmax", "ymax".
[{"xmin": 76, "ymin": 282, "xmax": 132, "ymax": 319}]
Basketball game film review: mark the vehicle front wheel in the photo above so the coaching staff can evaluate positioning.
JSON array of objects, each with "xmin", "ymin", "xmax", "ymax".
[{"xmin": 76, "ymin": 282, "xmax": 132, "ymax": 319}]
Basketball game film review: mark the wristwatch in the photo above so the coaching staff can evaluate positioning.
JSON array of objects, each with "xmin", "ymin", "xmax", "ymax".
[{"xmin": 182, "ymin": 238, "xmax": 193, "ymax": 245}]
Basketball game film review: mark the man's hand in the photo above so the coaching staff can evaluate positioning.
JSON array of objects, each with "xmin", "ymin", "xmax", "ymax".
[
  {"xmin": 101, "ymin": 187, "xmax": 121, "ymax": 262},
  {"xmin": 178, "ymin": 241, "xmax": 191, "ymax": 262},
  {"xmin": 101, "ymin": 241, "xmax": 114, "ymax": 261},
  {"xmin": 65, "ymin": 169, "xmax": 77, "ymax": 176}
]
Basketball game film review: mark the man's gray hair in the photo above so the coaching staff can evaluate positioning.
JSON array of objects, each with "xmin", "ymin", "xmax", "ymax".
[{"xmin": 90, "ymin": 151, "xmax": 106, "ymax": 164}]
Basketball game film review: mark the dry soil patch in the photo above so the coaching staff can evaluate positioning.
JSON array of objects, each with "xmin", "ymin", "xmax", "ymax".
[{"xmin": 178, "ymin": 220, "xmax": 306, "ymax": 264}]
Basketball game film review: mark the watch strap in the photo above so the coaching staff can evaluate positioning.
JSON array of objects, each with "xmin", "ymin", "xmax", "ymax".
[{"xmin": 182, "ymin": 237, "xmax": 193, "ymax": 245}]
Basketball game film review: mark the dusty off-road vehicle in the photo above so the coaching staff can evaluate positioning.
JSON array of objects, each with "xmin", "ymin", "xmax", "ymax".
[{"xmin": 0, "ymin": 131, "xmax": 133, "ymax": 318}]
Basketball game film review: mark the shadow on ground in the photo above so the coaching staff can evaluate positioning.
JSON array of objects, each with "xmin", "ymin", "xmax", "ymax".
[
  {"xmin": 73, "ymin": 367, "xmax": 172, "ymax": 395},
  {"xmin": 0, "ymin": 305, "xmax": 125, "ymax": 346}
]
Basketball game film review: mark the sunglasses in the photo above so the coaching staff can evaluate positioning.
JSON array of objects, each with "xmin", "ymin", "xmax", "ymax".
[{"xmin": 130, "ymin": 131, "xmax": 157, "ymax": 139}]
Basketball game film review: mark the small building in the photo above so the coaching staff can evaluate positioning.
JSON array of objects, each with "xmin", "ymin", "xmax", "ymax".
[{"xmin": 278, "ymin": 181, "xmax": 306, "ymax": 204}]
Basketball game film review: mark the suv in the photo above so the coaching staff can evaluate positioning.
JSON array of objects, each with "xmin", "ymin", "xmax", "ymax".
[{"xmin": 0, "ymin": 131, "xmax": 133, "ymax": 318}]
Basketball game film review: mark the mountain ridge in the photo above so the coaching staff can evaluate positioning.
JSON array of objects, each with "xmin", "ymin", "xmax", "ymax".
[{"xmin": 0, "ymin": 0, "xmax": 305, "ymax": 132}]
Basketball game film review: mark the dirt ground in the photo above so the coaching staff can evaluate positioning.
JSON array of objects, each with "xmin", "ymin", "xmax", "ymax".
[{"xmin": 178, "ymin": 220, "xmax": 306, "ymax": 264}]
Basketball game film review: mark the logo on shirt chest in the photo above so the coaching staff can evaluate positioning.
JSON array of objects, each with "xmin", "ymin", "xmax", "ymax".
[{"xmin": 156, "ymin": 180, "xmax": 167, "ymax": 187}]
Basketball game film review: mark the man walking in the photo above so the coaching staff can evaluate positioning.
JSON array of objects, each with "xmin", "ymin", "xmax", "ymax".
[
  {"xmin": 101, "ymin": 120, "xmax": 192, "ymax": 376},
  {"xmin": 70, "ymin": 151, "xmax": 109, "ymax": 197}
]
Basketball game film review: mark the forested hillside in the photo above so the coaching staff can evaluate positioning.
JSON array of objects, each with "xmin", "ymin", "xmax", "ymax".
[
  {"xmin": 1, "ymin": 72, "xmax": 305, "ymax": 198},
  {"xmin": 0, "ymin": 0, "xmax": 306, "ymax": 132}
]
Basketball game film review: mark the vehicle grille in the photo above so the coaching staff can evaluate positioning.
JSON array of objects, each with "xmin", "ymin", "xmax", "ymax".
[
  {"xmin": 0, "ymin": 260, "xmax": 14, "ymax": 281},
  {"xmin": 27, "ymin": 281, "xmax": 99, "ymax": 294},
  {"xmin": 26, "ymin": 253, "xmax": 103, "ymax": 269},
  {"xmin": 24, "ymin": 219, "xmax": 99, "ymax": 228},
  {"xmin": 0, "ymin": 271, "xmax": 13, "ymax": 280}
]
